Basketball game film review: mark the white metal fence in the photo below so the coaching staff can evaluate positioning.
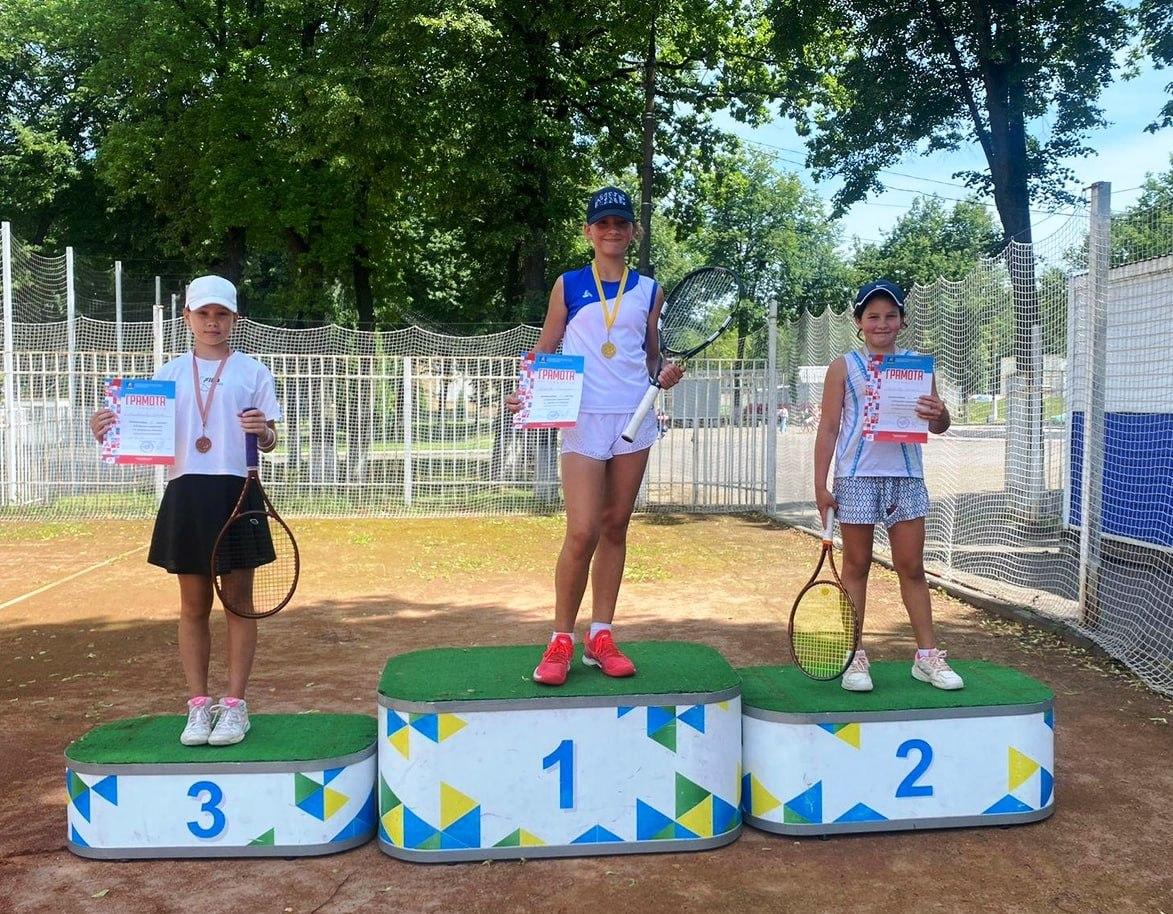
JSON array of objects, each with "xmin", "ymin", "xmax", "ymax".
[{"xmin": 2, "ymin": 184, "xmax": 1172, "ymax": 696}]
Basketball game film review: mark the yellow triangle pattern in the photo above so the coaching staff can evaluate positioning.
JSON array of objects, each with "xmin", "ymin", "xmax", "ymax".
[
  {"xmin": 381, "ymin": 804, "xmax": 404, "ymax": 846},
  {"xmin": 388, "ymin": 727, "xmax": 411, "ymax": 759},
  {"xmin": 518, "ymin": 829, "xmax": 545, "ymax": 847},
  {"xmin": 718, "ymin": 701, "xmax": 730, "ymax": 711},
  {"xmin": 834, "ymin": 723, "xmax": 861, "ymax": 749},
  {"xmin": 677, "ymin": 794, "xmax": 714, "ymax": 838},
  {"xmin": 323, "ymin": 787, "xmax": 349, "ymax": 820},
  {"xmin": 440, "ymin": 782, "xmax": 479, "ymax": 829},
  {"xmin": 749, "ymin": 774, "xmax": 781, "ymax": 817},
  {"xmin": 438, "ymin": 714, "xmax": 467, "ymax": 742},
  {"xmin": 1009, "ymin": 747, "xmax": 1040, "ymax": 791}
]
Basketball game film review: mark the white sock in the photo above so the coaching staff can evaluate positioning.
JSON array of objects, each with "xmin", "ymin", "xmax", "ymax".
[
  {"xmin": 916, "ymin": 648, "xmax": 936, "ymax": 659},
  {"xmin": 589, "ymin": 622, "xmax": 612, "ymax": 639},
  {"xmin": 551, "ymin": 631, "xmax": 575, "ymax": 644}
]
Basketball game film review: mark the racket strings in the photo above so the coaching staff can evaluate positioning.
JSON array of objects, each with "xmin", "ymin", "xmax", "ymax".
[
  {"xmin": 660, "ymin": 271, "xmax": 740, "ymax": 354},
  {"xmin": 214, "ymin": 511, "xmax": 298, "ymax": 617},
  {"xmin": 791, "ymin": 580, "xmax": 858, "ymax": 679}
]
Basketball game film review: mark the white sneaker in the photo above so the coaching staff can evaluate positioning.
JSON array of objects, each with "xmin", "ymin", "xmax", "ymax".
[
  {"xmin": 911, "ymin": 649, "xmax": 965, "ymax": 690},
  {"xmin": 180, "ymin": 697, "xmax": 214, "ymax": 746},
  {"xmin": 841, "ymin": 650, "xmax": 874, "ymax": 692},
  {"xmin": 208, "ymin": 699, "xmax": 251, "ymax": 746}
]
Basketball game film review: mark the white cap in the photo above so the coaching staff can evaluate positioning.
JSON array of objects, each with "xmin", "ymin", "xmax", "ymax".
[{"xmin": 185, "ymin": 275, "xmax": 238, "ymax": 313}]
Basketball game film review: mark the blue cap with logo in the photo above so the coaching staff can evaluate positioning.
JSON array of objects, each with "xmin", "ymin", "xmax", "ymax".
[
  {"xmin": 853, "ymin": 278, "xmax": 907, "ymax": 315},
  {"xmin": 586, "ymin": 187, "xmax": 636, "ymax": 225}
]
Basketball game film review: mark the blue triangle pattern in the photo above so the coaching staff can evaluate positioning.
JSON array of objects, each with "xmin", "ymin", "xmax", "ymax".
[
  {"xmin": 713, "ymin": 795, "xmax": 740, "ymax": 834},
  {"xmin": 404, "ymin": 806, "xmax": 439, "ymax": 848},
  {"xmin": 410, "ymin": 714, "xmax": 439, "ymax": 742},
  {"xmin": 636, "ymin": 799, "xmax": 675, "ymax": 840},
  {"xmin": 1040, "ymin": 768, "xmax": 1054, "ymax": 807},
  {"xmin": 678, "ymin": 705, "xmax": 706, "ymax": 733},
  {"xmin": 617, "ymin": 706, "xmax": 635, "ymax": 718},
  {"xmin": 70, "ymin": 825, "xmax": 89, "ymax": 847},
  {"xmin": 646, "ymin": 706, "xmax": 675, "ymax": 735},
  {"xmin": 323, "ymin": 767, "xmax": 344, "ymax": 785},
  {"xmin": 983, "ymin": 794, "xmax": 1034, "ymax": 815},
  {"xmin": 674, "ymin": 822, "xmax": 699, "ymax": 840},
  {"xmin": 331, "ymin": 786, "xmax": 377, "ymax": 843},
  {"xmin": 92, "ymin": 775, "xmax": 118, "ymax": 805},
  {"xmin": 1044, "ymin": 708, "xmax": 1054, "ymax": 730},
  {"xmin": 386, "ymin": 710, "xmax": 407, "ymax": 736},
  {"xmin": 740, "ymin": 773, "xmax": 752, "ymax": 814},
  {"xmin": 571, "ymin": 825, "xmax": 624, "ymax": 844},
  {"xmin": 73, "ymin": 788, "xmax": 91, "ymax": 823},
  {"xmin": 817, "ymin": 723, "xmax": 841, "ymax": 736},
  {"xmin": 297, "ymin": 788, "xmax": 325, "ymax": 820},
  {"xmin": 443, "ymin": 807, "xmax": 481, "ymax": 849},
  {"xmin": 834, "ymin": 802, "xmax": 887, "ymax": 823},
  {"xmin": 785, "ymin": 782, "xmax": 823, "ymax": 824}
]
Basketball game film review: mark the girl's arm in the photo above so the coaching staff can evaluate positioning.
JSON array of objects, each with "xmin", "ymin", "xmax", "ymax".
[
  {"xmin": 917, "ymin": 376, "xmax": 951, "ymax": 435},
  {"xmin": 646, "ymin": 284, "xmax": 683, "ymax": 389},
  {"xmin": 533, "ymin": 277, "xmax": 568, "ymax": 354},
  {"xmin": 813, "ymin": 358, "xmax": 846, "ymax": 516},
  {"xmin": 507, "ymin": 278, "xmax": 568, "ymax": 413}
]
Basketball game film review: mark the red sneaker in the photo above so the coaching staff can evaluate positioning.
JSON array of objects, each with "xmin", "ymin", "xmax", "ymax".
[
  {"xmin": 584, "ymin": 631, "xmax": 636, "ymax": 677},
  {"xmin": 533, "ymin": 634, "xmax": 574, "ymax": 686}
]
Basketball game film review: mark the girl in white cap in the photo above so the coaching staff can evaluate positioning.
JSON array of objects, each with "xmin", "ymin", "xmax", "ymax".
[
  {"xmin": 89, "ymin": 275, "xmax": 282, "ymax": 744},
  {"xmin": 814, "ymin": 279, "xmax": 964, "ymax": 693},
  {"xmin": 507, "ymin": 187, "xmax": 683, "ymax": 686}
]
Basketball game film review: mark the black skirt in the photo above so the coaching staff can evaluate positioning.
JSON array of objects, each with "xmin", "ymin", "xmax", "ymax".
[{"xmin": 148, "ymin": 474, "xmax": 274, "ymax": 576}]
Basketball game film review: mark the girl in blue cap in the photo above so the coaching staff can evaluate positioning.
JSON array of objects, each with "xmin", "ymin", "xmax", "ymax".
[
  {"xmin": 507, "ymin": 187, "xmax": 683, "ymax": 686},
  {"xmin": 813, "ymin": 279, "xmax": 964, "ymax": 692},
  {"xmin": 89, "ymin": 275, "xmax": 282, "ymax": 744}
]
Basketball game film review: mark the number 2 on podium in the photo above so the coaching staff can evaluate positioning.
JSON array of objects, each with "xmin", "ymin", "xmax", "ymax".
[{"xmin": 543, "ymin": 739, "xmax": 574, "ymax": 809}]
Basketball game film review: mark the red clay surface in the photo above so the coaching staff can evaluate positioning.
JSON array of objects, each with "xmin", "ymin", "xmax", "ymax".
[{"xmin": 1, "ymin": 515, "xmax": 1170, "ymax": 913}]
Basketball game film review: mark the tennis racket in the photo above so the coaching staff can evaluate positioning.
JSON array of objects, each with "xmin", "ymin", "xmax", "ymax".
[
  {"xmin": 788, "ymin": 509, "xmax": 860, "ymax": 680},
  {"xmin": 620, "ymin": 266, "xmax": 742, "ymax": 442},
  {"xmin": 211, "ymin": 426, "xmax": 299, "ymax": 619}
]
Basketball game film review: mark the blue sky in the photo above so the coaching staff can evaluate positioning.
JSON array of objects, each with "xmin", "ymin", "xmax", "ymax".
[{"xmin": 716, "ymin": 60, "xmax": 1172, "ymax": 247}]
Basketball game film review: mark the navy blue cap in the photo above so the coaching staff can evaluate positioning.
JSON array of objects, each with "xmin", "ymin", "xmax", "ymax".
[
  {"xmin": 586, "ymin": 187, "xmax": 636, "ymax": 225},
  {"xmin": 854, "ymin": 278, "xmax": 907, "ymax": 314}
]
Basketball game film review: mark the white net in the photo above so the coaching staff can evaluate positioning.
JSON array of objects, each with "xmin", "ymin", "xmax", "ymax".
[{"xmin": 2, "ymin": 193, "xmax": 1171, "ymax": 695}]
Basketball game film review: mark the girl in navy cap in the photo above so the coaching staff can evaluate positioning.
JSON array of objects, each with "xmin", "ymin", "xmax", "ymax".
[
  {"xmin": 813, "ymin": 279, "xmax": 964, "ymax": 692},
  {"xmin": 89, "ymin": 275, "xmax": 282, "ymax": 744},
  {"xmin": 507, "ymin": 187, "xmax": 683, "ymax": 686}
]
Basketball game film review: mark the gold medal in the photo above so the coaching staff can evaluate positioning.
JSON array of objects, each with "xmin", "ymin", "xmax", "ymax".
[
  {"xmin": 196, "ymin": 436, "xmax": 212, "ymax": 453},
  {"xmin": 591, "ymin": 261, "xmax": 628, "ymax": 362}
]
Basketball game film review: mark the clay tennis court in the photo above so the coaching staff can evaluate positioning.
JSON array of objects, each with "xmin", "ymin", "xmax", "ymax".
[{"xmin": 1, "ymin": 514, "xmax": 1169, "ymax": 913}]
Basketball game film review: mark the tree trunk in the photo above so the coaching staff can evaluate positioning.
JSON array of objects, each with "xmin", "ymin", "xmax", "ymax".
[{"xmin": 638, "ymin": 14, "xmax": 657, "ymax": 275}]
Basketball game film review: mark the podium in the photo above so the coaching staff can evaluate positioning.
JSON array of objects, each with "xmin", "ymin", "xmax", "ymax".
[
  {"xmin": 65, "ymin": 714, "xmax": 377, "ymax": 858},
  {"xmin": 740, "ymin": 662, "xmax": 1054, "ymax": 834},
  {"xmin": 377, "ymin": 642, "xmax": 742, "ymax": 861}
]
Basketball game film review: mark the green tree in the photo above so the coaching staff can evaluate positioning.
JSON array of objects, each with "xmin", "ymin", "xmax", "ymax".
[
  {"xmin": 1140, "ymin": 0, "xmax": 1173, "ymax": 132},
  {"xmin": 1110, "ymin": 155, "xmax": 1173, "ymax": 265}
]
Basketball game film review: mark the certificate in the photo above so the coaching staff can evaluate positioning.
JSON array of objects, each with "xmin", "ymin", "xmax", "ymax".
[
  {"xmin": 867, "ymin": 354, "xmax": 934, "ymax": 444},
  {"xmin": 101, "ymin": 378, "xmax": 177, "ymax": 465},
  {"xmin": 512, "ymin": 353, "xmax": 585, "ymax": 430}
]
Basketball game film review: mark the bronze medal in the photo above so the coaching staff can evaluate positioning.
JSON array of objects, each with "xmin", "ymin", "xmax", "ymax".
[
  {"xmin": 196, "ymin": 436, "xmax": 212, "ymax": 453},
  {"xmin": 191, "ymin": 351, "xmax": 231, "ymax": 458},
  {"xmin": 601, "ymin": 340, "xmax": 617, "ymax": 359}
]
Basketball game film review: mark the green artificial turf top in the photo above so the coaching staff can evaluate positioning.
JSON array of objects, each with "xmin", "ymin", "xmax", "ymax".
[
  {"xmin": 65, "ymin": 713, "xmax": 376, "ymax": 765},
  {"xmin": 379, "ymin": 641, "xmax": 739, "ymax": 703},
  {"xmin": 738, "ymin": 661, "xmax": 1052, "ymax": 714}
]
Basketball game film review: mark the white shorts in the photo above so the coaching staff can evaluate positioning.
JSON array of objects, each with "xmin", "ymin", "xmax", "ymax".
[{"xmin": 561, "ymin": 410, "xmax": 659, "ymax": 461}]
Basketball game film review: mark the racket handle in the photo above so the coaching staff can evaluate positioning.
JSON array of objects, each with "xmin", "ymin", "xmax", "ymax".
[
  {"xmin": 622, "ymin": 382, "xmax": 662, "ymax": 443},
  {"xmin": 822, "ymin": 508, "xmax": 836, "ymax": 543},
  {"xmin": 245, "ymin": 431, "xmax": 259, "ymax": 468}
]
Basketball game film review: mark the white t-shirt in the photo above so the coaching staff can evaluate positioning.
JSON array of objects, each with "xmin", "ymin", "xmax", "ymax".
[{"xmin": 155, "ymin": 352, "xmax": 283, "ymax": 480}]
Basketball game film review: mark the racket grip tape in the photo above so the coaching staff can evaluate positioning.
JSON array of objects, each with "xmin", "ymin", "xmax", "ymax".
[
  {"xmin": 621, "ymin": 383, "xmax": 662, "ymax": 443},
  {"xmin": 822, "ymin": 508, "xmax": 836, "ymax": 542},
  {"xmin": 245, "ymin": 405, "xmax": 259, "ymax": 468}
]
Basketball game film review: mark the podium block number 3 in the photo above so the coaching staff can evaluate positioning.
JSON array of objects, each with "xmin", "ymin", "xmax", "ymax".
[
  {"xmin": 187, "ymin": 781, "xmax": 227, "ymax": 838},
  {"xmin": 895, "ymin": 739, "xmax": 934, "ymax": 798},
  {"xmin": 543, "ymin": 740, "xmax": 575, "ymax": 809}
]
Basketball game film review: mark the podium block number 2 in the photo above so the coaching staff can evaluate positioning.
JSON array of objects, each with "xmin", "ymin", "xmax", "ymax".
[
  {"xmin": 895, "ymin": 739, "xmax": 934, "ymax": 798},
  {"xmin": 543, "ymin": 740, "xmax": 574, "ymax": 809},
  {"xmin": 187, "ymin": 781, "xmax": 227, "ymax": 838}
]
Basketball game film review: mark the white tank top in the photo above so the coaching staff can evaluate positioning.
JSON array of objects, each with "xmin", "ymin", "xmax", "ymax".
[
  {"xmin": 834, "ymin": 348, "xmax": 925, "ymax": 478},
  {"xmin": 560, "ymin": 265, "xmax": 658, "ymax": 413}
]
